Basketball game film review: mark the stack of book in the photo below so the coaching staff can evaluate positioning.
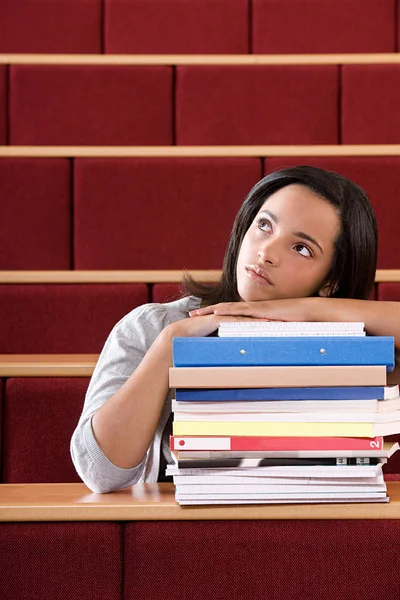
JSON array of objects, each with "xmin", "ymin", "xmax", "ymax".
[{"xmin": 167, "ymin": 322, "xmax": 400, "ymax": 505}]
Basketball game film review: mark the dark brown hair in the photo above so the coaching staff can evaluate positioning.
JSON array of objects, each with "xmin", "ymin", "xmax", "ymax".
[{"xmin": 182, "ymin": 166, "xmax": 378, "ymax": 304}]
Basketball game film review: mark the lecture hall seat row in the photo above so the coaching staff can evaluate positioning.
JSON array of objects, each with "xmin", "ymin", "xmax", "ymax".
[
  {"xmin": 4, "ymin": 63, "xmax": 400, "ymax": 144},
  {"xmin": 2, "ymin": 516, "xmax": 400, "ymax": 599},
  {"xmin": 1, "ymin": 277, "xmax": 400, "ymax": 354},
  {"xmin": 0, "ymin": 278, "xmax": 399, "ymax": 354},
  {"xmin": 1, "ymin": 0, "xmax": 399, "ymax": 54},
  {"xmin": 2, "ymin": 155, "xmax": 400, "ymax": 270}
]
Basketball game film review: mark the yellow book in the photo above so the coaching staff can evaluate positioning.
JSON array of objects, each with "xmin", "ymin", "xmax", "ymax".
[{"xmin": 172, "ymin": 420, "xmax": 400, "ymax": 437}]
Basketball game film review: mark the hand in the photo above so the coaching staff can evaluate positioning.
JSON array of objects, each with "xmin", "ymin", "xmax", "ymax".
[
  {"xmin": 188, "ymin": 298, "xmax": 318, "ymax": 322},
  {"xmin": 167, "ymin": 312, "xmax": 266, "ymax": 339}
]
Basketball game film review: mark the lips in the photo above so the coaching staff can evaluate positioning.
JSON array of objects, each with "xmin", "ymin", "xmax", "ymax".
[{"xmin": 245, "ymin": 265, "xmax": 274, "ymax": 285}]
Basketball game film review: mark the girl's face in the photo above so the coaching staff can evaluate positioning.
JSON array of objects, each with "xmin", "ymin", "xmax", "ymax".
[{"xmin": 236, "ymin": 184, "xmax": 341, "ymax": 302}]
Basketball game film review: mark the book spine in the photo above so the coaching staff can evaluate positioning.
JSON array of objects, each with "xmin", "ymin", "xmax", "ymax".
[
  {"xmin": 175, "ymin": 449, "xmax": 390, "ymax": 458},
  {"xmin": 175, "ymin": 486, "xmax": 386, "ymax": 496},
  {"xmin": 175, "ymin": 386, "xmax": 388, "ymax": 401},
  {"xmin": 170, "ymin": 435, "xmax": 384, "ymax": 451},
  {"xmin": 172, "ymin": 411, "xmax": 390, "ymax": 422},
  {"xmin": 172, "ymin": 399, "xmax": 380, "ymax": 413},
  {"xmin": 169, "ymin": 366, "xmax": 387, "ymax": 389},
  {"xmin": 172, "ymin": 421, "xmax": 375, "ymax": 437},
  {"xmin": 168, "ymin": 464, "xmax": 382, "ymax": 478},
  {"xmin": 175, "ymin": 457, "xmax": 380, "ymax": 470},
  {"xmin": 172, "ymin": 336, "xmax": 395, "ymax": 370}
]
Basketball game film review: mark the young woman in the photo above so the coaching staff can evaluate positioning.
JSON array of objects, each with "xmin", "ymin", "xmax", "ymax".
[{"xmin": 71, "ymin": 166, "xmax": 400, "ymax": 493}]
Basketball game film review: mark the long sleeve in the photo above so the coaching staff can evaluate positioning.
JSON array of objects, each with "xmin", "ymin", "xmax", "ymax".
[{"xmin": 70, "ymin": 296, "xmax": 201, "ymax": 493}]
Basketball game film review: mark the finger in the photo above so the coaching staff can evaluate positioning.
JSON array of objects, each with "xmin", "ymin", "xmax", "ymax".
[
  {"xmin": 213, "ymin": 305, "xmax": 258, "ymax": 316},
  {"xmin": 189, "ymin": 304, "xmax": 221, "ymax": 317}
]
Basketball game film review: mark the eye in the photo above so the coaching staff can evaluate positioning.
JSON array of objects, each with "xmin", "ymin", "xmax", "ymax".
[
  {"xmin": 256, "ymin": 217, "xmax": 272, "ymax": 232},
  {"xmin": 294, "ymin": 243, "xmax": 312, "ymax": 258}
]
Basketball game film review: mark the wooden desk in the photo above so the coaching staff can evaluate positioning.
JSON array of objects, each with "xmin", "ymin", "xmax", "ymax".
[
  {"xmin": 0, "ymin": 354, "xmax": 98, "ymax": 376},
  {"xmin": 1, "ymin": 482, "xmax": 400, "ymax": 521}
]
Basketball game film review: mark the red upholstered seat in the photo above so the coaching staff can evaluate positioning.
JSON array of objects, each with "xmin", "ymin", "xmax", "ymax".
[
  {"xmin": 0, "ymin": 284, "xmax": 148, "ymax": 353},
  {"xmin": 3, "ymin": 378, "xmax": 90, "ymax": 483},
  {"xmin": 0, "ymin": 67, "xmax": 6, "ymax": 144},
  {"xmin": 74, "ymin": 158, "xmax": 261, "ymax": 269},
  {"xmin": 377, "ymin": 284, "xmax": 400, "ymax": 302},
  {"xmin": 0, "ymin": 523, "xmax": 122, "ymax": 598},
  {"xmin": 383, "ymin": 436, "xmax": 400, "ymax": 480},
  {"xmin": 124, "ymin": 520, "xmax": 400, "ymax": 599},
  {"xmin": 252, "ymin": 0, "xmax": 395, "ymax": 53},
  {"xmin": 151, "ymin": 284, "xmax": 183, "ymax": 304},
  {"xmin": 398, "ymin": 10, "xmax": 400, "ymax": 51},
  {"xmin": 0, "ymin": 158, "xmax": 71, "ymax": 269},
  {"xmin": 0, "ymin": 380, "xmax": 2, "ymax": 477},
  {"xmin": 105, "ymin": 0, "xmax": 249, "ymax": 54},
  {"xmin": 342, "ymin": 65, "xmax": 400, "ymax": 143},
  {"xmin": 265, "ymin": 157, "xmax": 400, "ymax": 270},
  {"xmin": 0, "ymin": 0, "xmax": 102, "ymax": 53},
  {"xmin": 176, "ymin": 66, "xmax": 339, "ymax": 145},
  {"xmin": 9, "ymin": 66, "xmax": 173, "ymax": 145}
]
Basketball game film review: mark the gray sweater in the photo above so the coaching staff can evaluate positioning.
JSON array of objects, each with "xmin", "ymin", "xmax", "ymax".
[{"xmin": 70, "ymin": 295, "xmax": 202, "ymax": 493}]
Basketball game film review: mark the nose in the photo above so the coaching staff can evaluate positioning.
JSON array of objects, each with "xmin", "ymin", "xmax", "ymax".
[{"xmin": 257, "ymin": 238, "xmax": 281, "ymax": 266}]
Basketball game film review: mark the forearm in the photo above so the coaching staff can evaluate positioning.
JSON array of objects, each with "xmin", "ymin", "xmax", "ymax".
[
  {"xmin": 92, "ymin": 326, "xmax": 175, "ymax": 469},
  {"xmin": 90, "ymin": 312, "xmax": 240, "ymax": 470},
  {"xmin": 196, "ymin": 298, "xmax": 400, "ymax": 351},
  {"xmin": 310, "ymin": 298, "xmax": 400, "ymax": 349}
]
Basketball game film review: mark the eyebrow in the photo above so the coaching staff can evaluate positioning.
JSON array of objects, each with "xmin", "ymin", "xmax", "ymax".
[{"xmin": 258, "ymin": 209, "xmax": 324, "ymax": 255}]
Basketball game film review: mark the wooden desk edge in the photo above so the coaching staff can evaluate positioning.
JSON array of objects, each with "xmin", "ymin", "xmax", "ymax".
[
  {"xmin": 0, "ymin": 482, "xmax": 400, "ymax": 521},
  {"xmin": 3, "ymin": 53, "xmax": 400, "ymax": 66},
  {"xmin": 0, "ymin": 269, "xmax": 398, "ymax": 284}
]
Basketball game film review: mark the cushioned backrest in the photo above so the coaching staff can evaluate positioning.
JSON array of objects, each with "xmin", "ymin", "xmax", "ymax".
[
  {"xmin": 176, "ymin": 66, "xmax": 339, "ymax": 145},
  {"xmin": 377, "ymin": 284, "xmax": 400, "ymax": 302},
  {"xmin": 342, "ymin": 65, "xmax": 400, "ymax": 143},
  {"xmin": 124, "ymin": 520, "xmax": 400, "ymax": 599},
  {"xmin": 105, "ymin": 0, "xmax": 249, "ymax": 53},
  {"xmin": 0, "ymin": 284, "xmax": 149, "ymax": 353},
  {"xmin": 265, "ymin": 157, "xmax": 400, "ymax": 269},
  {"xmin": 3, "ymin": 378, "xmax": 89, "ymax": 483},
  {"xmin": 0, "ymin": 523, "xmax": 122, "ymax": 600},
  {"xmin": 151, "ymin": 284, "xmax": 183, "ymax": 304},
  {"xmin": 0, "ymin": 158, "xmax": 71, "ymax": 269},
  {"xmin": 0, "ymin": 1, "xmax": 102, "ymax": 53},
  {"xmin": 252, "ymin": 0, "xmax": 395, "ymax": 53},
  {"xmin": 0, "ymin": 66, "xmax": 5, "ymax": 144},
  {"xmin": 398, "ymin": 10, "xmax": 400, "ymax": 51},
  {"xmin": 74, "ymin": 158, "xmax": 262, "ymax": 269},
  {"xmin": 9, "ymin": 65, "xmax": 173, "ymax": 145},
  {"xmin": 0, "ymin": 379, "xmax": 3, "ymax": 482}
]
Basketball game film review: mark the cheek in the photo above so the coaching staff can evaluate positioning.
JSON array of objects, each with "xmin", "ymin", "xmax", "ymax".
[
  {"xmin": 237, "ymin": 233, "xmax": 254, "ymax": 260},
  {"xmin": 236, "ymin": 240, "xmax": 248, "ymax": 268}
]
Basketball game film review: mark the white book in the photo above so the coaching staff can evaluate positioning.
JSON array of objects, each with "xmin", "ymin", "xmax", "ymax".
[
  {"xmin": 176, "ymin": 491, "xmax": 387, "ymax": 501},
  {"xmin": 175, "ymin": 483, "xmax": 387, "ymax": 494},
  {"xmin": 172, "ymin": 409, "xmax": 400, "ymax": 423},
  {"xmin": 166, "ymin": 463, "xmax": 383, "ymax": 478},
  {"xmin": 218, "ymin": 321, "xmax": 365, "ymax": 337},
  {"xmin": 172, "ymin": 397, "xmax": 400, "ymax": 414},
  {"xmin": 174, "ymin": 473, "xmax": 385, "ymax": 484},
  {"xmin": 177, "ymin": 497, "xmax": 389, "ymax": 505},
  {"xmin": 173, "ymin": 475, "xmax": 386, "ymax": 488}
]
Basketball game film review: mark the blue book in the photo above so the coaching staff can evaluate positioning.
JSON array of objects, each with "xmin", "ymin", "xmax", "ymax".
[
  {"xmin": 173, "ymin": 336, "xmax": 395, "ymax": 371},
  {"xmin": 175, "ymin": 386, "xmax": 397, "ymax": 401}
]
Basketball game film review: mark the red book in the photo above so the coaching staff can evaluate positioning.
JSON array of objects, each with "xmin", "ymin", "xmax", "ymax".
[{"xmin": 170, "ymin": 435, "xmax": 384, "ymax": 452}]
